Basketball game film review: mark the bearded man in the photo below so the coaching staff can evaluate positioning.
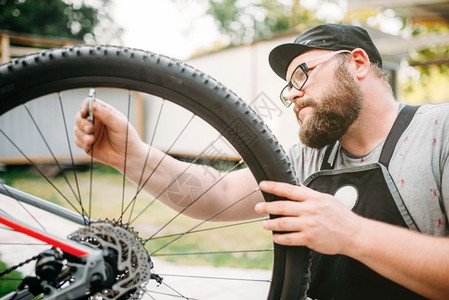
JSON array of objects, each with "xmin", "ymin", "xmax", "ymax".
[{"xmin": 75, "ymin": 24, "xmax": 449, "ymax": 299}]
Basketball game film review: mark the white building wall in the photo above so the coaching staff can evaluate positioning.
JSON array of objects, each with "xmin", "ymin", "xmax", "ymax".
[{"xmin": 186, "ymin": 36, "xmax": 300, "ymax": 153}]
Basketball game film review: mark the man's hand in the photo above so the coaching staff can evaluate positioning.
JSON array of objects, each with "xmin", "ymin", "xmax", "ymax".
[
  {"xmin": 74, "ymin": 98, "xmax": 145, "ymax": 170},
  {"xmin": 255, "ymin": 180, "xmax": 363, "ymax": 255}
]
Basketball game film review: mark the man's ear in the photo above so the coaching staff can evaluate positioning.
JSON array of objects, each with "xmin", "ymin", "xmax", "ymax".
[{"xmin": 350, "ymin": 48, "xmax": 370, "ymax": 79}]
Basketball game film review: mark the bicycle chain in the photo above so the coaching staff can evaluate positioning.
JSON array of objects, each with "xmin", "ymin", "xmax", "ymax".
[{"xmin": 0, "ymin": 255, "xmax": 39, "ymax": 278}]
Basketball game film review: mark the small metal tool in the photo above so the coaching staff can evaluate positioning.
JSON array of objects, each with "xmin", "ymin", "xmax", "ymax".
[{"xmin": 87, "ymin": 88, "xmax": 96, "ymax": 121}]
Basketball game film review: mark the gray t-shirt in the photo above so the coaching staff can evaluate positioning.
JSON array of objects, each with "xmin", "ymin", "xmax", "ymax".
[{"xmin": 288, "ymin": 103, "xmax": 449, "ymax": 236}]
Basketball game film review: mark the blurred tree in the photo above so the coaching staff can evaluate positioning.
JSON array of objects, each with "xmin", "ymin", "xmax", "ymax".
[
  {"xmin": 347, "ymin": 7, "xmax": 449, "ymax": 103},
  {"xmin": 401, "ymin": 21, "xmax": 449, "ymax": 103},
  {"xmin": 0, "ymin": 0, "xmax": 122, "ymax": 43},
  {"xmin": 206, "ymin": 0, "xmax": 320, "ymax": 45}
]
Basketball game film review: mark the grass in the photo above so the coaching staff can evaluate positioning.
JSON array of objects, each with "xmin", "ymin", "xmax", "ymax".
[
  {"xmin": 1, "ymin": 165, "xmax": 42, "ymax": 186},
  {"xmin": 0, "ymin": 257, "xmax": 23, "ymax": 297},
  {"xmin": 1, "ymin": 164, "xmax": 273, "ymax": 270}
]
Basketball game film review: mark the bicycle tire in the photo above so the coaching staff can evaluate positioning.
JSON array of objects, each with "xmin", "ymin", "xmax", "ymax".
[{"xmin": 0, "ymin": 45, "xmax": 310, "ymax": 299}]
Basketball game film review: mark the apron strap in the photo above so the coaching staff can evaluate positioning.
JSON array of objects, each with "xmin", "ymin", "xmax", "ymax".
[
  {"xmin": 379, "ymin": 105, "xmax": 420, "ymax": 169},
  {"xmin": 320, "ymin": 105, "xmax": 419, "ymax": 171},
  {"xmin": 320, "ymin": 142, "xmax": 340, "ymax": 170}
]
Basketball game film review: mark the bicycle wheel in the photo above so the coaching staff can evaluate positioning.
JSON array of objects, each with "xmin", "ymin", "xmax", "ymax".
[{"xmin": 0, "ymin": 46, "xmax": 310, "ymax": 299}]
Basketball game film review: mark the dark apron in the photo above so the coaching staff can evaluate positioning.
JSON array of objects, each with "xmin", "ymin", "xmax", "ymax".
[{"xmin": 304, "ymin": 105, "xmax": 427, "ymax": 300}]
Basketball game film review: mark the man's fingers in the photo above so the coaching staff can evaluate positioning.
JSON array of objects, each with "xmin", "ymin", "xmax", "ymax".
[
  {"xmin": 255, "ymin": 201, "xmax": 303, "ymax": 216},
  {"xmin": 90, "ymin": 99, "xmax": 128, "ymax": 131},
  {"xmin": 74, "ymin": 127, "xmax": 94, "ymax": 151},
  {"xmin": 259, "ymin": 180, "xmax": 316, "ymax": 201},
  {"xmin": 74, "ymin": 126, "xmax": 93, "ymax": 144},
  {"xmin": 272, "ymin": 232, "xmax": 306, "ymax": 246},
  {"xmin": 75, "ymin": 112, "xmax": 94, "ymax": 134},
  {"xmin": 79, "ymin": 99, "xmax": 89, "ymax": 118},
  {"xmin": 263, "ymin": 217, "xmax": 303, "ymax": 232},
  {"xmin": 76, "ymin": 97, "xmax": 126, "ymax": 139},
  {"xmin": 255, "ymin": 181, "xmax": 318, "ymax": 217}
]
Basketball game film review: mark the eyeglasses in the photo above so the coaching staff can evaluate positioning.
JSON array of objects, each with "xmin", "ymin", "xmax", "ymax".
[{"xmin": 280, "ymin": 50, "xmax": 351, "ymax": 107}]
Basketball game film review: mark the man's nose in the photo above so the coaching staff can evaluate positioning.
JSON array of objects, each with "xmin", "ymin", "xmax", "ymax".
[{"xmin": 287, "ymin": 87, "xmax": 305, "ymax": 104}]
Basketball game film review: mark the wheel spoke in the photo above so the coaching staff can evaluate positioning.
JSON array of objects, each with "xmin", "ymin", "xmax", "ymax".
[
  {"xmin": 144, "ymin": 290, "xmax": 157, "ymax": 300},
  {"xmin": 148, "ymin": 187, "xmax": 260, "ymax": 255},
  {"xmin": 153, "ymin": 248, "xmax": 273, "ymax": 257},
  {"xmin": 24, "ymin": 104, "xmax": 82, "ymax": 208},
  {"xmin": 148, "ymin": 160, "xmax": 245, "ymax": 240},
  {"xmin": 58, "ymin": 93, "xmax": 87, "ymax": 224},
  {"xmin": 149, "ymin": 218, "xmax": 265, "ymax": 240},
  {"xmin": 0, "ymin": 184, "xmax": 46, "ymax": 231},
  {"xmin": 88, "ymin": 103, "xmax": 96, "ymax": 220},
  {"xmin": 129, "ymin": 130, "xmax": 233, "ymax": 226},
  {"xmin": 146, "ymin": 289, "xmax": 198, "ymax": 300},
  {"xmin": 123, "ymin": 112, "xmax": 197, "ymax": 223},
  {"xmin": 119, "ymin": 91, "xmax": 132, "ymax": 220},
  {"xmin": 0, "ymin": 129, "xmax": 82, "ymax": 216},
  {"xmin": 161, "ymin": 281, "xmax": 192, "ymax": 299},
  {"xmin": 157, "ymin": 273, "xmax": 270, "ymax": 283},
  {"xmin": 126, "ymin": 100, "xmax": 166, "ymax": 223}
]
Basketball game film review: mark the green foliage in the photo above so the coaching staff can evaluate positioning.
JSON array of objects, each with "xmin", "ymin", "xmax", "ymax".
[
  {"xmin": 0, "ymin": 0, "xmax": 121, "ymax": 43},
  {"xmin": 207, "ymin": 0, "xmax": 320, "ymax": 45},
  {"xmin": 0, "ymin": 0, "xmax": 97, "ymax": 41},
  {"xmin": 0, "ymin": 258, "xmax": 23, "ymax": 296},
  {"xmin": 400, "ymin": 64, "xmax": 449, "ymax": 104},
  {"xmin": 91, "ymin": 164, "xmax": 122, "ymax": 176},
  {"xmin": 397, "ymin": 22, "xmax": 449, "ymax": 103},
  {"xmin": 0, "ymin": 165, "xmax": 41, "ymax": 186},
  {"xmin": 408, "ymin": 23, "xmax": 449, "ymax": 65}
]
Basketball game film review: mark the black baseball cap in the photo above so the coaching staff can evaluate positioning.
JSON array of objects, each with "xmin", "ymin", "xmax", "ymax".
[{"xmin": 269, "ymin": 23, "xmax": 382, "ymax": 80}]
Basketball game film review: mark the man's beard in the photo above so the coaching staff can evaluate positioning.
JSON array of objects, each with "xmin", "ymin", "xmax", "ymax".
[{"xmin": 297, "ymin": 62, "xmax": 363, "ymax": 149}]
